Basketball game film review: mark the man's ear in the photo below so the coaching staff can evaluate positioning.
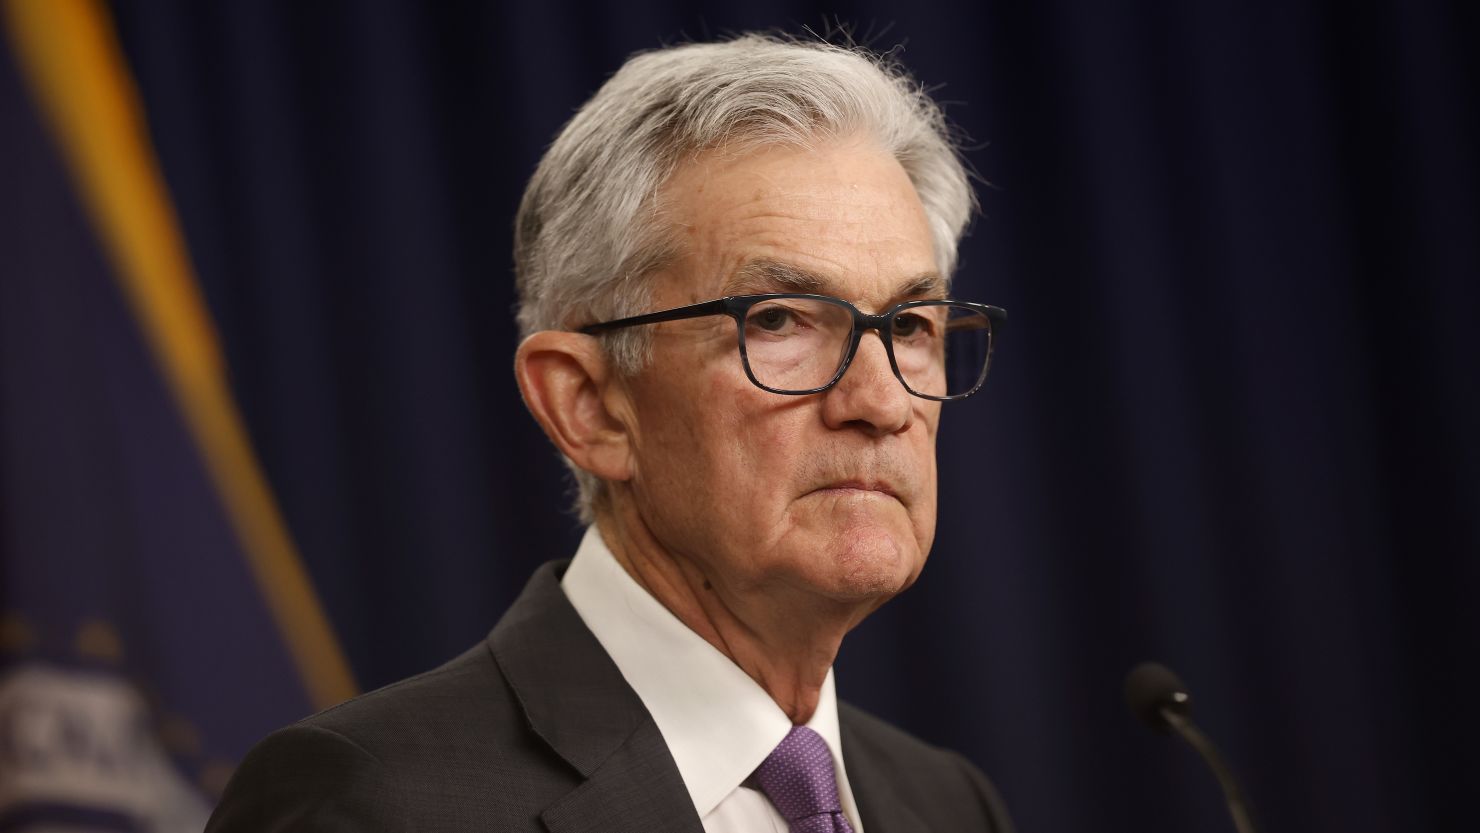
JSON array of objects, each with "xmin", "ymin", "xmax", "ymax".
[{"xmin": 514, "ymin": 331, "xmax": 633, "ymax": 483}]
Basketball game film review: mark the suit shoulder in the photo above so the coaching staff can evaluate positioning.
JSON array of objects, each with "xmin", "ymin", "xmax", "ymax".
[
  {"xmin": 296, "ymin": 641, "xmax": 569, "ymax": 781},
  {"xmin": 840, "ymin": 702, "xmax": 1016, "ymax": 833},
  {"xmin": 210, "ymin": 641, "xmax": 574, "ymax": 831},
  {"xmin": 205, "ymin": 722, "xmax": 406, "ymax": 832},
  {"xmin": 300, "ymin": 642, "xmax": 511, "ymax": 747}
]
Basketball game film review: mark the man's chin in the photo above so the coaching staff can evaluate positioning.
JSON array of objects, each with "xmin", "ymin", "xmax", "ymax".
[
  {"xmin": 794, "ymin": 524, "xmax": 918, "ymax": 603},
  {"xmin": 777, "ymin": 497, "xmax": 929, "ymax": 598}
]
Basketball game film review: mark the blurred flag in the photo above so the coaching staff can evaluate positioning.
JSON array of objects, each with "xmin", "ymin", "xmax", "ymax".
[{"xmin": 0, "ymin": 2, "xmax": 355, "ymax": 830}]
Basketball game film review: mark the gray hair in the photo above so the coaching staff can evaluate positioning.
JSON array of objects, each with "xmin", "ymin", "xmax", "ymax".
[{"xmin": 514, "ymin": 33, "xmax": 977, "ymax": 521}]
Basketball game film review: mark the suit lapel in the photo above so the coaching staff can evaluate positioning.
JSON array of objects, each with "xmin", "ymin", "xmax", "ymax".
[
  {"xmin": 539, "ymin": 717, "xmax": 702, "ymax": 833},
  {"xmin": 841, "ymin": 709, "xmax": 929, "ymax": 833},
  {"xmin": 487, "ymin": 562, "xmax": 703, "ymax": 833}
]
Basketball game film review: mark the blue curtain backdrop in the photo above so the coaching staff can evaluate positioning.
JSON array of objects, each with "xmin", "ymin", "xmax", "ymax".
[{"xmin": 100, "ymin": 1, "xmax": 1476, "ymax": 831}]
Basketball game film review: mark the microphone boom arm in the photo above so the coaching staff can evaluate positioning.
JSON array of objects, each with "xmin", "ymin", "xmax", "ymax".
[{"xmin": 1161, "ymin": 707, "xmax": 1262, "ymax": 833}]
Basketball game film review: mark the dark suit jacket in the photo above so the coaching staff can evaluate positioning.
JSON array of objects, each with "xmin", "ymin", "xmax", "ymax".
[{"xmin": 206, "ymin": 561, "xmax": 1015, "ymax": 832}]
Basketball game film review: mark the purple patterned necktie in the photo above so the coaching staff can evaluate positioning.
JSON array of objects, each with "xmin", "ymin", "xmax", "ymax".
[{"xmin": 752, "ymin": 726, "xmax": 858, "ymax": 833}]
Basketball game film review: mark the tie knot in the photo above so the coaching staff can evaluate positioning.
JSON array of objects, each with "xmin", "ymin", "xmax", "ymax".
[{"xmin": 752, "ymin": 726, "xmax": 843, "ymax": 823}]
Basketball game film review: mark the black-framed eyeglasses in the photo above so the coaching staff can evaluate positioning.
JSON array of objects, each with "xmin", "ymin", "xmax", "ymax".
[{"xmin": 579, "ymin": 294, "xmax": 1007, "ymax": 401}]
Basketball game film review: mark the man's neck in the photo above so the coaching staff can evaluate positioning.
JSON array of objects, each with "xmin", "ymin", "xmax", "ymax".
[{"xmin": 594, "ymin": 505, "xmax": 873, "ymax": 725}]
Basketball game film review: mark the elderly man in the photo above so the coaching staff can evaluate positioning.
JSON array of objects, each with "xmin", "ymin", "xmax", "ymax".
[{"xmin": 207, "ymin": 34, "xmax": 1012, "ymax": 833}]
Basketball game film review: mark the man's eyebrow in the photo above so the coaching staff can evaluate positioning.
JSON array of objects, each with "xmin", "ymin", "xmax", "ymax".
[
  {"xmin": 723, "ymin": 259, "xmax": 948, "ymax": 301},
  {"xmin": 899, "ymin": 273, "xmax": 948, "ymax": 300},
  {"xmin": 723, "ymin": 260, "xmax": 828, "ymax": 295}
]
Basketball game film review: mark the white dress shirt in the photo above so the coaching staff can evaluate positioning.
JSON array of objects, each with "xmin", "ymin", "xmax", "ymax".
[{"xmin": 561, "ymin": 526, "xmax": 866, "ymax": 833}]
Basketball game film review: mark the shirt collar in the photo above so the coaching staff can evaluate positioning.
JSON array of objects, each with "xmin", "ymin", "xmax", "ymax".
[{"xmin": 560, "ymin": 526, "xmax": 856, "ymax": 821}]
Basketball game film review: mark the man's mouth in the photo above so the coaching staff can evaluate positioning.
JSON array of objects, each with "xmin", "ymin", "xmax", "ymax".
[{"xmin": 812, "ymin": 480, "xmax": 901, "ymax": 501}]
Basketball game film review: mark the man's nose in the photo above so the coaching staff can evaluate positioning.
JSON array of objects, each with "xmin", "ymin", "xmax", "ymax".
[{"xmin": 820, "ymin": 330, "xmax": 913, "ymax": 435}]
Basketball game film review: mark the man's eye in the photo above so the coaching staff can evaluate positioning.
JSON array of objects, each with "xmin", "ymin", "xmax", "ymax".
[
  {"xmin": 893, "ymin": 313, "xmax": 928, "ymax": 337},
  {"xmin": 752, "ymin": 307, "xmax": 795, "ymax": 332}
]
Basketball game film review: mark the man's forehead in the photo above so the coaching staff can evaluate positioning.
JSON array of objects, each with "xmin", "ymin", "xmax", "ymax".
[
  {"xmin": 655, "ymin": 139, "xmax": 944, "ymax": 309},
  {"xmin": 721, "ymin": 258, "xmax": 947, "ymax": 305}
]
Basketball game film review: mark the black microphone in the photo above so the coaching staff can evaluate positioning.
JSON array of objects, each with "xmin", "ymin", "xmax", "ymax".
[{"xmin": 1124, "ymin": 662, "xmax": 1262, "ymax": 833}]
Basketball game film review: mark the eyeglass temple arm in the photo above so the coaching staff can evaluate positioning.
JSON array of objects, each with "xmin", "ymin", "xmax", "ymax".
[
  {"xmin": 943, "ymin": 305, "xmax": 1007, "ymax": 335},
  {"xmin": 976, "ymin": 305, "xmax": 1008, "ymax": 335},
  {"xmin": 578, "ymin": 299, "xmax": 732, "ymax": 334}
]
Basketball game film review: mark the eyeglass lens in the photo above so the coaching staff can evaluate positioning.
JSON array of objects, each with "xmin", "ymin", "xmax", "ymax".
[{"xmin": 741, "ymin": 299, "xmax": 993, "ymax": 397}]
